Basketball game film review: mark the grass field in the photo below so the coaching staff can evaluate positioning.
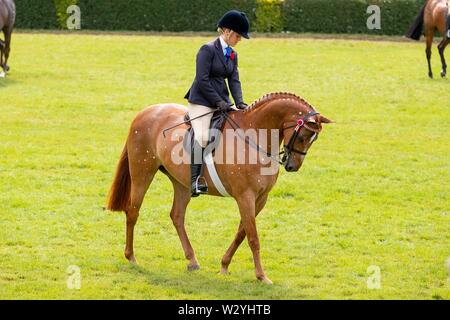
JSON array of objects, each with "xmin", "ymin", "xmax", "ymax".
[{"xmin": 0, "ymin": 32, "xmax": 449, "ymax": 300}]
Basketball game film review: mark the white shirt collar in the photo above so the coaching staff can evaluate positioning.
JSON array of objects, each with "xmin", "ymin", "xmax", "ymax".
[{"xmin": 219, "ymin": 36, "xmax": 230, "ymax": 55}]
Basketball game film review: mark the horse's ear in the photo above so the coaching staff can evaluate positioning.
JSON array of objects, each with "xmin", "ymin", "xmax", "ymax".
[{"xmin": 319, "ymin": 115, "xmax": 333, "ymax": 124}]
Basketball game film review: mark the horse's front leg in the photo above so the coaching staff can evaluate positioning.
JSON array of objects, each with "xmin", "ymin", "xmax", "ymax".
[
  {"xmin": 235, "ymin": 192, "xmax": 272, "ymax": 284},
  {"xmin": 221, "ymin": 194, "xmax": 268, "ymax": 275}
]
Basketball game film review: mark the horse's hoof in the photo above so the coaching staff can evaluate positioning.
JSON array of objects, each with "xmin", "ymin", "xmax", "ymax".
[
  {"xmin": 220, "ymin": 267, "xmax": 230, "ymax": 275},
  {"xmin": 441, "ymin": 71, "xmax": 446, "ymax": 78},
  {"xmin": 187, "ymin": 264, "xmax": 200, "ymax": 271},
  {"xmin": 257, "ymin": 276, "xmax": 273, "ymax": 285},
  {"xmin": 125, "ymin": 253, "xmax": 137, "ymax": 264},
  {"xmin": 428, "ymin": 73, "xmax": 433, "ymax": 79}
]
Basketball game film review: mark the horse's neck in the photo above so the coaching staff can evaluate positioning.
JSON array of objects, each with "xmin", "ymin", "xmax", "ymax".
[{"xmin": 243, "ymin": 99, "xmax": 311, "ymax": 130}]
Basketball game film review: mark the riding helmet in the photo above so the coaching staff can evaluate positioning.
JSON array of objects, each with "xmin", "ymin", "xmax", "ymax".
[{"xmin": 217, "ymin": 10, "xmax": 250, "ymax": 39}]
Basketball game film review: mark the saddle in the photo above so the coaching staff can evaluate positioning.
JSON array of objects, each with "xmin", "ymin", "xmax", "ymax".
[{"xmin": 183, "ymin": 110, "xmax": 229, "ymax": 155}]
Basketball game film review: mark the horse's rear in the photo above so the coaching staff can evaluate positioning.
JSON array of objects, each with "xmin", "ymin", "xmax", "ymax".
[
  {"xmin": 107, "ymin": 103, "xmax": 189, "ymax": 211},
  {"xmin": 407, "ymin": 0, "xmax": 449, "ymax": 78},
  {"xmin": 424, "ymin": 0, "xmax": 448, "ymax": 35},
  {"xmin": 425, "ymin": 0, "xmax": 450, "ymax": 78},
  {"xmin": 107, "ymin": 103, "xmax": 202, "ymax": 268}
]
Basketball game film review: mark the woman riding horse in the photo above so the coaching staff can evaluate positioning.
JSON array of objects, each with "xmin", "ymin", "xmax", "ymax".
[
  {"xmin": 107, "ymin": 91, "xmax": 332, "ymax": 284},
  {"xmin": 184, "ymin": 10, "xmax": 250, "ymax": 197}
]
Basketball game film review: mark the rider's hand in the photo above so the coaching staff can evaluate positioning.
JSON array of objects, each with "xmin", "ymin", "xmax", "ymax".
[
  {"xmin": 216, "ymin": 101, "xmax": 231, "ymax": 112},
  {"xmin": 236, "ymin": 102, "xmax": 248, "ymax": 110}
]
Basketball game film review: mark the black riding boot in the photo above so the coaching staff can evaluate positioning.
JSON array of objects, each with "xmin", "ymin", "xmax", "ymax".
[{"xmin": 191, "ymin": 145, "xmax": 208, "ymax": 197}]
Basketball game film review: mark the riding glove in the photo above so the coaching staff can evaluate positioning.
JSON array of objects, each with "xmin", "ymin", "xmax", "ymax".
[
  {"xmin": 236, "ymin": 102, "xmax": 248, "ymax": 110},
  {"xmin": 216, "ymin": 101, "xmax": 231, "ymax": 112}
]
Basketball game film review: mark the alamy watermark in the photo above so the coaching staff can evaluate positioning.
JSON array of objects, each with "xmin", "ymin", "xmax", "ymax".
[
  {"xmin": 66, "ymin": 265, "xmax": 81, "ymax": 290},
  {"xmin": 367, "ymin": 5, "xmax": 381, "ymax": 30},
  {"xmin": 366, "ymin": 265, "xmax": 381, "ymax": 289},
  {"xmin": 167, "ymin": 128, "xmax": 305, "ymax": 176},
  {"xmin": 67, "ymin": 5, "xmax": 81, "ymax": 30}
]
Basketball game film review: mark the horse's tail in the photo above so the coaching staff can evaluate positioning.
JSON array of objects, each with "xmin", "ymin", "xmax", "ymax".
[
  {"xmin": 405, "ymin": 1, "xmax": 427, "ymax": 40},
  {"xmin": 106, "ymin": 144, "xmax": 131, "ymax": 212}
]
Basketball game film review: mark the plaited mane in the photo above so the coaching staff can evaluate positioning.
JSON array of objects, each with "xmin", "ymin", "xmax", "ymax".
[{"xmin": 244, "ymin": 92, "xmax": 315, "ymax": 113}]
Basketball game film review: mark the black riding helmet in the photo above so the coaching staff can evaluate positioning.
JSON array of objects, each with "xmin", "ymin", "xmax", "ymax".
[{"xmin": 217, "ymin": 10, "xmax": 250, "ymax": 39}]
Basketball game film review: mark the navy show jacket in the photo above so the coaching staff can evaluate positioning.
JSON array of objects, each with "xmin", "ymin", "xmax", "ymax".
[{"xmin": 184, "ymin": 37, "xmax": 244, "ymax": 108}]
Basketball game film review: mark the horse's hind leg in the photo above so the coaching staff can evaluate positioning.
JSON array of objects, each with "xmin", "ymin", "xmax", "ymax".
[
  {"xmin": 168, "ymin": 177, "xmax": 199, "ymax": 270},
  {"xmin": 3, "ymin": 27, "xmax": 12, "ymax": 72},
  {"xmin": 124, "ymin": 161, "xmax": 159, "ymax": 264},
  {"xmin": 426, "ymin": 33, "xmax": 434, "ymax": 78},
  {"xmin": 0, "ymin": 39, "xmax": 4, "ymax": 73},
  {"xmin": 438, "ymin": 38, "xmax": 449, "ymax": 77}
]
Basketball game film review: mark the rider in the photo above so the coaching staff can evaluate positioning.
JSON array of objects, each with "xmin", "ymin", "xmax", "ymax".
[{"xmin": 184, "ymin": 10, "xmax": 250, "ymax": 197}]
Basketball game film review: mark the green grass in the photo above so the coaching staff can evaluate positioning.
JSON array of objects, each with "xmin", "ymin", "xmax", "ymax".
[{"xmin": 0, "ymin": 32, "xmax": 449, "ymax": 300}]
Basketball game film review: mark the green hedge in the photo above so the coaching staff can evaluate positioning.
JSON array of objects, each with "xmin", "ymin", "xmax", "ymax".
[
  {"xmin": 13, "ymin": 0, "xmax": 426, "ymax": 35},
  {"xmin": 77, "ymin": 0, "xmax": 257, "ymax": 32},
  {"xmin": 54, "ymin": 0, "xmax": 78, "ymax": 28},
  {"xmin": 283, "ymin": 0, "xmax": 426, "ymax": 35},
  {"xmin": 15, "ymin": 0, "xmax": 58, "ymax": 29},
  {"xmin": 255, "ymin": 0, "xmax": 284, "ymax": 33}
]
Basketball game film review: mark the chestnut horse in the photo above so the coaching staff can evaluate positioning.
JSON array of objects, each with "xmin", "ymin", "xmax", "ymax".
[
  {"xmin": 406, "ymin": 0, "xmax": 450, "ymax": 78},
  {"xmin": 0, "ymin": 0, "xmax": 15, "ymax": 76},
  {"xmin": 106, "ymin": 92, "xmax": 332, "ymax": 284}
]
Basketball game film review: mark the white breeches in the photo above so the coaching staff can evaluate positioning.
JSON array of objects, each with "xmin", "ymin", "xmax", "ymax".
[{"xmin": 187, "ymin": 103, "xmax": 214, "ymax": 148}]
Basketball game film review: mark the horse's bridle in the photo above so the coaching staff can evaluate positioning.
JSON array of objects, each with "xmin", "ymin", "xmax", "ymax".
[
  {"xmin": 225, "ymin": 110, "xmax": 320, "ymax": 167},
  {"xmin": 280, "ymin": 111, "xmax": 320, "ymax": 165}
]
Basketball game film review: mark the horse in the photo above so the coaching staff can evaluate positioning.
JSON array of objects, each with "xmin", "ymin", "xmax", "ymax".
[
  {"xmin": 406, "ymin": 0, "xmax": 450, "ymax": 78},
  {"xmin": 0, "ymin": 0, "xmax": 15, "ymax": 76},
  {"xmin": 106, "ymin": 92, "xmax": 332, "ymax": 284}
]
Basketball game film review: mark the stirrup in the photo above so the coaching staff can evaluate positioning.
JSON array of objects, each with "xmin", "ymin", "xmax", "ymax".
[{"xmin": 192, "ymin": 176, "xmax": 208, "ymax": 197}]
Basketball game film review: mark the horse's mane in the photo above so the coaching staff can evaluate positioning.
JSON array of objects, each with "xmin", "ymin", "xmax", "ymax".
[{"xmin": 244, "ymin": 92, "xmax": 315, "ymax": 113}]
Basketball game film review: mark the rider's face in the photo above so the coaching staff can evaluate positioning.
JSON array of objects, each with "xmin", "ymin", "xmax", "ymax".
[{"xmin": 224, "ymin": 29, "xmax": 242, "ymax": 47}]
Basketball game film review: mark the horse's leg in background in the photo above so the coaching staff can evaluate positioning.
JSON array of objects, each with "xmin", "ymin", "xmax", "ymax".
[
  {"xmin": 0, "ymin": 38, "xmax": 4, "ymax": 73},
  {"xmin": 168, "ymin": 177, "xmax": 200, "ymax": 270},
  {"xmin": 3, "ymin": 27, "xmax": 11, "ymax": 72},
  {"xmin": 425, "ymin": 32, "xmax": 434, "ymax": 78},
  {"xmin": 235, "ymin": 192, "xmax": 272, "ymax": 284},
  {"xmin": 124, "ymin": 158, "xmax": 160, "ymax": 264},
  {"xmin": 438, "ymin": 38, "xmax": 449, "ymax": 77},
  {"xmin": 437, "ymin": 10, "xmax": 450, "ymax": 78},
  {"xmin": 221, "ymin": 193, "xmax": 268, "ymax": 275}
]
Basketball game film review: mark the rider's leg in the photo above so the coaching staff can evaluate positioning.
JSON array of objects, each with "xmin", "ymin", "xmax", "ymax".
[{"xmin": 187, "ymin": 103, "xmax": 213, "ymax": 196}]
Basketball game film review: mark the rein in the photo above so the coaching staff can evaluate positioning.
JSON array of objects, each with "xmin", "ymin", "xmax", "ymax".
[
  {"xmin": 162, "ymin": 107, "xmax": 320, "ymax": 166},
  {"xmin": 162, "ymin": 110, "xmax": 216, "ymax": 138},
  {"xmin": 225, "ymin": 113, "xmax": 285, "ymax": 165},
  {"xmin": 224, "ymin": 110, "xmax": 320, "ymax": 166}
]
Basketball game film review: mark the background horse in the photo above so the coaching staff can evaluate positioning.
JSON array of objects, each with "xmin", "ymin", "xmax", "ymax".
[
  {"xmin": 106, "ymin": 92, "xmax": 332, "ymax": 284},
  {"xmin": 0, "ymin": 0, "xmax": 15, "ymax": 76},
  {"xmin": 406, "ymin": 0, "xmax": 450, "ymax": 78}
]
